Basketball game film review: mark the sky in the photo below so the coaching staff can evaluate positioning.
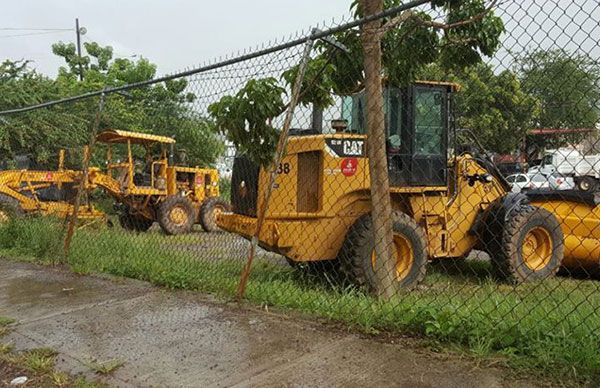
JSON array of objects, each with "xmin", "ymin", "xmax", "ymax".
[
  {"xmin": 0, "ymin": 0, "xmax": 351, "ymax": 77},
  {"xmin": 2, "ymin": 1, "xmax": 599, "ymax": 78}
]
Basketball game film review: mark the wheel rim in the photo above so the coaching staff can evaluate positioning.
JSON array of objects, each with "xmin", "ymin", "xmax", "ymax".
[
  {"xmin": 212, "ymin": 205, "xmax": 225, "ymax": 221},
  {"xmin": 522, "ymin": 226, "xmax": 553, "ymax": 271},
  {"xmin": 371, "ymin": 234, "xmax": 414, "ymax": 281},
  {"xmin": 0, "ymin": 209, "xmax": 8, "ymax": 224},
  {"xmin": 580, "ymin": 181, "xmax": 590, "ymax": 191},
  {"xmin": 169, "ymin": 206, "xmax": 188, "ymax": 226}
]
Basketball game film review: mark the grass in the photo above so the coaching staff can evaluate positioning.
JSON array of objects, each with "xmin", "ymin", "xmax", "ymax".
[
  {"xmin": 84, "ymin": 358, "xmax": 124, "ymax": 375},
  {"xmin": 0, "ymin": 315, "xmax": 106, "ymax": 387},
  {"xmin": 0, "ymin": 317, "xmax": 16, "ymax": 327},
  {"xmin": 1, "ymin": 216, "xmax": 600, "ymax": 384}
]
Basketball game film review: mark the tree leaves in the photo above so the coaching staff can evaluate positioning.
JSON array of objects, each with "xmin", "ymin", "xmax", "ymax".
[
  {"xmin": 208, "ymin": 78, "xmax": 285, "ymax": 167},
  {"xmin": 518, "ymin": 49, "xmax": 600, "ymax": 130},
  {"xmin": 0, "ymin": 43, "xmax": 223, "ymax": 169}
]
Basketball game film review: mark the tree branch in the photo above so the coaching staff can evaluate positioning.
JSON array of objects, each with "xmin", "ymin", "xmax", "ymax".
[
  {"xmin": 378, "ymin": 0, "xmax": 499, "ymax": 35},
  {"xmin": 414, "ymin": 0, "xmax": 499, "ymax": 31}
]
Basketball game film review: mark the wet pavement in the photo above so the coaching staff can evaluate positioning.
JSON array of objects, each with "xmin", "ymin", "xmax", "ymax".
[{"xmin": 0, "ymin": 260, "xmax": 537, "ymax": 387}]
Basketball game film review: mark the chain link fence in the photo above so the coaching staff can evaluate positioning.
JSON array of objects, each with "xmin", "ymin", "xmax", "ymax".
[{"xmin": 1, "ymin": 0, "xmax": 600, "ymax": 382}]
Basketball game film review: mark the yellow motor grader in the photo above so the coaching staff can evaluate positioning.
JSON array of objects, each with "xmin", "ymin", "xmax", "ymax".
[
  {"xmin": 217, "ymin": 81, "xmax": 566, "ymax": 291},
  {"xmin": 0, "ymin": 150, "xmax": 104, "ymax": 224},
  {"xmin": 90, "ymin": 129, "xmax": 229, "ymax": 234},
  {"xmin": 0, "ymin": 130, "xmax": 229, "ymax": 235}
]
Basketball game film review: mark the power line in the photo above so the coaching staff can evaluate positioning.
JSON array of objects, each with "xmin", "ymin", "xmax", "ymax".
[
  {"xmin": 0, "ymin": 30, "xmax": 72, "ymax": 39},
  {"xmin": 0, "ymin": 27, "xmax": 72, "ymax": 31}
]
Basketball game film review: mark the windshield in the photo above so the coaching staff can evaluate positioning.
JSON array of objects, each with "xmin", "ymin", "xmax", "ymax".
[{"xmin": 341, "ymin": 88, "xmax": 403, "ymax": 145}]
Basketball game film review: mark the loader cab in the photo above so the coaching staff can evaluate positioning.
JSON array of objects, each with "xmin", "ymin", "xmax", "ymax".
[{"xmin": 341, "ymin": 81, "xmax": 456, "ymax": 187}]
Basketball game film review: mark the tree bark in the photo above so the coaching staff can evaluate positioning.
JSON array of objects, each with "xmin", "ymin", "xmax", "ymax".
[{"xmin": 360, "ymin": 0, "xmax": 396, "ymax": 298}]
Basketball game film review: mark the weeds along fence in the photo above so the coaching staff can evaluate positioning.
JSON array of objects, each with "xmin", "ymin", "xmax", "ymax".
[{"xmin": 2, "ymin": 0, "xmax": 600, "ymax": 382}]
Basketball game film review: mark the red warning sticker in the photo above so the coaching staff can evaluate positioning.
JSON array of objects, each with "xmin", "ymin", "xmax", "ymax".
[
  {"xmin": 195, "ymin": 176, "xmax": 204, "ymax": 186},
  {"xmin": 45, "ymin": 172, "xmax": 53, "ymax": 181},
  {"xmin": 341, "ymin": 158, "xmax": 358, "ymax": 177}
]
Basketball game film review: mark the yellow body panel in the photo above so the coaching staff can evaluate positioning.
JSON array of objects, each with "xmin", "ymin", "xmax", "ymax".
[{"xmin": 529, "ymin": 199, "xmax": 600, "ymax": 269}]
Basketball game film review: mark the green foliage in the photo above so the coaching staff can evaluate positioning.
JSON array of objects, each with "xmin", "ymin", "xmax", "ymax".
[
  {"xmin": 316, "ymin": 31, "xmax": 364, "ymax": 96},
  {"xmin": 438, "ymin": 0, "xmax": 504, "ymax": 70},
  {"xmin": 208, "ymin": 78, "xmax": 285, "ymax": 166},
  {"xmin": 383, "ymin": 12, "xmax": 440, "ymax": 86},
  {"xmin": 0, "ymin": 41, "xmax": 223, "ymax": 168},
  {"xmin": 518, "ymin": 49, "xmax": 600, "ymax": 129},
  {"xmin": 439, "ymin": 63, "xmax": 540, "ymax": 154},
  {"xmin": 346, "ymin": 0, "xmax": 504, "ymax": 87},
  {"xmin": 282, "ymin": 57, "xmax": 336, "ymax": 109}
]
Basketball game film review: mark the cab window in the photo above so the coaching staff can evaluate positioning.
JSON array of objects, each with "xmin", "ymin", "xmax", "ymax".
[{"xmin": 414, "ymin": 88, "xmax": 444, "ymax": 155}]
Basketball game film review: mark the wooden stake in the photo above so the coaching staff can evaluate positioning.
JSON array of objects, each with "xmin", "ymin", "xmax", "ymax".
[
  {"xmin": 63, "ymin": 92, "xmax": 106, "ymax": 258},
  {"xmin": 236, "ymin": 34, "xmax": 316, "ymax": 301}
]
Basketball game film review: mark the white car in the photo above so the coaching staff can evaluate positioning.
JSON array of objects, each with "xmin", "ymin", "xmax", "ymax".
[
  {"xmin": 527, "ymin": 165, "xmax": 541, "ymax": 174},
  {"xmin": 506, "ymin": 173, "xmax": 550, "ymax": 193}
]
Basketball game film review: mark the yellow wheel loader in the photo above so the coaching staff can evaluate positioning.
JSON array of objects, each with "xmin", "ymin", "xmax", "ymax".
[{"xmin": 217, "ymin": 81, "xmax": 565, "ymax": 291}]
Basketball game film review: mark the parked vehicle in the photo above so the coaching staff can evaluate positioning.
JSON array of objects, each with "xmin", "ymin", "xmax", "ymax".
[
  {"xmin": 547, "ymin": 173, "xmax": 575, "ymax": 191},
  {"xmin": 527, "ymin": 165, "xmax": 541, "ymax": 174},
  {"xmin": 0, "ymin": 130, "xmax": 230, "ymax": 235},
  {"xmin": 218, "ymin": 81, "xmax": 565, "ymax": 291},
  {"xmin": 506, "ymin": 173, "xmax": 550, "ymax": 192},
  {"xmin": 539, "ymin": 148, "xmax": 600, "ymax": 192}
]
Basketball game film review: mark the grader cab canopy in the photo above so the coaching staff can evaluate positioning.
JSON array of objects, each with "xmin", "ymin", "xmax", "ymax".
[{"xmin": 96, "ymin": 129, "xmax": 176, "ymax": 145}]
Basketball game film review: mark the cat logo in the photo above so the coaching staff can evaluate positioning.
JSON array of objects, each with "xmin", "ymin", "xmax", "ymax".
[
  {"xmin": 325, "ymin": 138, "xmax": 366, "ymax": 158},
  {"xmin": 343, "ymin": 140, "xmax": 364, "ymax": 156}
]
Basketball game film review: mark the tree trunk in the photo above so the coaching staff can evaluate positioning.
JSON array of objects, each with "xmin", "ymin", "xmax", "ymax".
[{"xmin": 360, "ymin": 0, "xmax": 396, "ymax": 298}]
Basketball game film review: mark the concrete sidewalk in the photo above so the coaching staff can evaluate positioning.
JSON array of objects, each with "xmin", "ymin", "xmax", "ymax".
[{"xmin": 0, "ymin": 261, "xmax": 535, "ymax": 387}]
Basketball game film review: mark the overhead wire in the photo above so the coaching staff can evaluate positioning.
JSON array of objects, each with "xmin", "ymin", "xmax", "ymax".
[
  {"xmin": 0, "ymin": 27, "xmax": 72, "ymax": 31},
  {"xmin": 0, "ymin": 30, "xmax": 72, "ymax": 39}
]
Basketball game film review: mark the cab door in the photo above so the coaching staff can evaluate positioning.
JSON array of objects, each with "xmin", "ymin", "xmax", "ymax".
[{"xmin": 409, "ymin": 85, "xmax": 448, "ymax": 187}]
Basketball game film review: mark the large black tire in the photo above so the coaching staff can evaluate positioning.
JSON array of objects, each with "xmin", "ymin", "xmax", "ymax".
[
  {"xmin": 577, "ymin": 176, "xmax": 597, "ymax": 192},
  {"xmin": 157, "ymin": 196, "xmax": 195, "ymax": 235},
  {"xmin": 338, "ymin": 211, "xmax": 428, "ymax": 293},
  {"xmin": 199, "ymin": 197, "xmax": 231, "ymax": 233},
  {"xmin": 118, "ymin": 212, "xmax": 153, "ymax": 232},
  {"xmin": 0, "ymin": 193, "xmax": 24, "ymax": 223},
  {"xmin": 490, "ymin": 205, "xmax": 564, "ymax": 283}
]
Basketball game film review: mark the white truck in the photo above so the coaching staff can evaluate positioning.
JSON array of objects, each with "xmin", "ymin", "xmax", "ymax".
[{"xmin": 538, "ymin": 148, "xmax": 600, "ymax": 191}]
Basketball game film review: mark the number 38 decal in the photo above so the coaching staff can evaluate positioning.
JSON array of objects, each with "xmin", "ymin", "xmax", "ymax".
[{"xmin": 277, "ymin": 162, "xmax": 291, "ymax": 174}]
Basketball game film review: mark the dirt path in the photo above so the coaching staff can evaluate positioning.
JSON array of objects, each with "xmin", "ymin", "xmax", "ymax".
[{"xmin": 0, "ymin": 260, "xmax": 541, "ymax": 387}]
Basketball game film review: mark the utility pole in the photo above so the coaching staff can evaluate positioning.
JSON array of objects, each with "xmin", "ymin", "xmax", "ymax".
[
  {"xmin": 75, "ymin": 18, "xmax": 83, "ymax": 81},
  {"xmin": 360, "ymin": 0, "xmax": 396, "ymax": 299}
]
